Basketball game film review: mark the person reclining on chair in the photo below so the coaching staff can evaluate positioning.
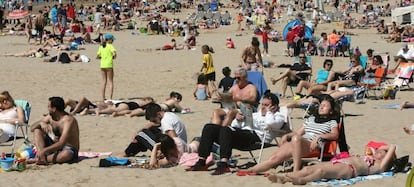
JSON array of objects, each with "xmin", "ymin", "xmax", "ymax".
[
  {"xmin": 268, "ymin": 145, "xmax": 396, "ymax": 185},
  {"xmin": 29, "ymin": 97, "xmax": 80, "ymax": 165},
  {"xmin": 270, "ymin": 52, "xmax": 312, "ymax": 98},
  {"xmin": 0, "ymin": 91, "xmax": 25, "ymax": 143},
  {"xmin": 326, "ymin": 55, "xmax": 364, "ymax": 92},
  {"xmin": 294, "ymin": 59, "xmax": 336, "ymax": 99},
  {"xmin": 186, "ymin": 90, "xmax": 285, "ymax": 175},
  {"xmin": 242, "ymin": 94, "xmax": 340, "ymax": 173}
]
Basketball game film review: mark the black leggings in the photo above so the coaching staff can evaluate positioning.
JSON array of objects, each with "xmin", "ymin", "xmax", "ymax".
[
  {"xmin": 124, "ymin": 126, "xmax": 162, "ymax": 156},
  {"xmin": 198, "ymin": 124, "xmax": 261, "ymax": 160}
]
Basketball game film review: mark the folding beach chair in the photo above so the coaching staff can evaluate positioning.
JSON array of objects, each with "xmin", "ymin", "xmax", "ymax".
[
  {"xmin": 288, "ymin": 56, "xmax": 313, "ymax": 97},
  {"xmin": 358, "ymin": 67, "xmax": 387, "ymax": 99},
  {"xmin": 236, "ymin": 106, "xmax": 293, "ymax": 166},
  {"xmin": 9, "ymin": 100, "xmax": 31, "ymax": 156},
  {"xmin": 359, "ymin": 55, "xmax": 368, "ymax": 69},
  {"xmin": 393, "ymin": 62, "xmax": 414, "ymax": 90}
]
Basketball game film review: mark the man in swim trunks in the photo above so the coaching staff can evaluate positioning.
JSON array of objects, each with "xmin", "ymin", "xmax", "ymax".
[{"xmin": 30, "ymin": 97, "xmax": 80, "ymax": 165}]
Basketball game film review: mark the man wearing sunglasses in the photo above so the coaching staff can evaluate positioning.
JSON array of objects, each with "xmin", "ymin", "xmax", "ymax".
[
  {"xmin": 212, "ymin": 68, "xmax": 258, "ymax": 126},
  {"xmin": 271, "ymin": 52, "xmax": 312, "ymax": 97}
]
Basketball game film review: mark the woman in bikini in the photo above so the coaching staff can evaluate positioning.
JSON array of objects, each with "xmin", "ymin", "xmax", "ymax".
[
  {"xmin": 96, "ymin": 97, "xmax": 154, "ymax": 117},
  {"xmin": 160, "ymin": 91, "xmax": 183, "ymax": 112},
  {"xmin": 326, "ymin": 55, "xmax": 364, "ymax": 92},
  {"xmin": 268, "ymin": 145, "xmax": 396, "ymax": 185},
  {"xmin": 240, "ymin": 37, "xmax": 263, "ymax": 71}
]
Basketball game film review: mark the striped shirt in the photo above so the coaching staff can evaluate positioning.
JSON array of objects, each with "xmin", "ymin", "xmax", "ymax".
[{"xmin": 302, "ymin": 116, "xmax": 337, "ymax": 143}]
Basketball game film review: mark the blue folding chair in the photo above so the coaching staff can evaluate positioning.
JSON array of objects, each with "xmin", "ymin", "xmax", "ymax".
[{"xmin": 10, "ymin": 100, "xmax": 31, "ymax": 155}]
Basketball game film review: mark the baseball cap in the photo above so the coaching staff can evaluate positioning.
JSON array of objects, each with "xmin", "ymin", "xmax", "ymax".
[{"xmin": 104, "ymin": 33, "xmax": 115, "ymax": 40}]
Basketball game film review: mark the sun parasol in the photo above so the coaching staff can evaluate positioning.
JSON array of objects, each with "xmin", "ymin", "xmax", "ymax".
[{"xmin": 7, "ymin": 9, "xmax": 29, "ymax": 19}]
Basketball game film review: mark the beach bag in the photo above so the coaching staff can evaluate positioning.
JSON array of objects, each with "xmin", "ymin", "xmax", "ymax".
[
  {"xmin": 99, "ymin": 157, "xmax": 131, "ymax": 167},
  {"xmin": 390, "ymin": 155, "xmax": 411, "ymax": 173}
]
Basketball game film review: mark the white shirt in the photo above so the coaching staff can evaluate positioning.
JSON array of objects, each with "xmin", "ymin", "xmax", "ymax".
[
  {"xmin": 230, "ymin": 110, "xmax": 285, "ymax": 143},
  {"xmin": 396, "ymin": 48, "xmax": 414, "ymax": 60},
  {"xmin": 160, "ymin": 112, "xmax": 188, "ymax": 143}
]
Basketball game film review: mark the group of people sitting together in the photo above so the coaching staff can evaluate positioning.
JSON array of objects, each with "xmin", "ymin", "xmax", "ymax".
[
  {"xmin": 270, "ymin": 52, "xmax": 372, "ymax": 101},
  {"xmin": 0, "ymin": 58, "xmax": 405, "ymax": 185}
]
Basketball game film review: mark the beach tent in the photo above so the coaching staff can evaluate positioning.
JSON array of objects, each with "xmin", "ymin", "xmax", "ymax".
[
  {"xmin": 282, "ymin": 19, "xmax": 313, "ymax": 40},
  {"xmin": 392, "ymin": 5, "xmax": 414, "ymax": 25}
]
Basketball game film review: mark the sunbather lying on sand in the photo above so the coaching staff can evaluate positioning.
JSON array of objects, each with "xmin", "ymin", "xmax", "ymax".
[
  {"xmin": 399, "ymin": 101, "xmax": 414, "ymax": 110},
  {"xmin": 268, "ymin": 145, "xmax": 396, "ymax": 185}
]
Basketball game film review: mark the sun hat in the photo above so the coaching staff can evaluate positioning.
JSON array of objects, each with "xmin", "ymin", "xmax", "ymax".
[{"xmin": 104, "ymin": 33, "xmax": 115, "ymax": 40}]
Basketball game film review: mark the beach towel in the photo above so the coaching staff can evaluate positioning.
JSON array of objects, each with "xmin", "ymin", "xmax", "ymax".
[
  {"xmin": 373, "ymin": 104, "xmax": 401, "ymax": 109},
  {"xmin": 310, "ymin": 172, "xmax": 394, "ymax": 186},
  {"xmin": 78, "ymin": 152, "xmax": 112, "ymax": 160}
]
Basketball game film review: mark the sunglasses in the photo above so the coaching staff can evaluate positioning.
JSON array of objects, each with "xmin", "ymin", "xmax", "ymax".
[
  {"xmin": 299, "ymin": 56, "xmax": 306, "ymax": 59},
  {"xmin": 326, "ymin": 63, "xmax": 332, "ymax": 66}
]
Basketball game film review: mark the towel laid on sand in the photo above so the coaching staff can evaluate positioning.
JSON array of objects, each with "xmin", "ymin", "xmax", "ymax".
[
  {"xmin": 310, "ymin": 172, "xmax": 393, "ymax": 186},
  {"xmin": 78, "ymin": 152, "xmax": 112, "ymax": 161}
]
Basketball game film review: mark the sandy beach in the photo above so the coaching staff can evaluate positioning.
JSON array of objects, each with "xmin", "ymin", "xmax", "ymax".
[{"xmin": 0, "ymin": 2, "xmax": 412, "ymax": 186}]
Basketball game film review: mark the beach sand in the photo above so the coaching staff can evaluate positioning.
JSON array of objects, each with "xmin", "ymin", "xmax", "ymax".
[{"xmin": 0, "ymin": 3, "xmax": 412, "ymax": 187}]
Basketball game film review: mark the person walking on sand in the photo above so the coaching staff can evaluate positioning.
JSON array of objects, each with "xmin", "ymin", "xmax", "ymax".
[{"xmin": 97, "ymin": 33, "xmax": 117, "ymax": 101}]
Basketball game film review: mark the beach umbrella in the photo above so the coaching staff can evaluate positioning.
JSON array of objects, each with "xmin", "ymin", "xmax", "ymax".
[{"xmin": 7, "ymin": 10, "xmax": 29, "ymax": 19}]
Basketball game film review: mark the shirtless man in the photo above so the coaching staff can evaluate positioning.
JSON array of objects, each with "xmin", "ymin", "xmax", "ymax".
[
  {"xmin": 34, "ymin": 10, "xmax": 45, "ymax": 44},
  {"xmin": 212, "ymin": 68, "xmax": 258, "ymax": 126},
  {"xmin": 240, "ymin": 37, "xmax": 263, "ymax": 71},
  {"xmin": 29, "ymin": 97, "xmax": 80, "ymax": 165}
]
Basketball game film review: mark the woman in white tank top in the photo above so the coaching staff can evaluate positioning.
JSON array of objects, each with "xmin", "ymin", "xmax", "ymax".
[{"xmin": 0, "ymin": 92, "xmax": 25, "ymax": 143}]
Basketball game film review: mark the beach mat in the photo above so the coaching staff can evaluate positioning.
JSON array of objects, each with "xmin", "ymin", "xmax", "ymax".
[
  {"xmin": 310, "ymin": 172, "xmax": 393, "ymax": 186},
  {"xmin": 78, "ymin": 152, "xmax": 112, "ymax": 161},
  {"xmin": 374, "ymin": 104, "xmax": 414, "ymax": 109},
  {"xmin": 373, "ymin": 104, "xmax": 401, "ymax": 109}
]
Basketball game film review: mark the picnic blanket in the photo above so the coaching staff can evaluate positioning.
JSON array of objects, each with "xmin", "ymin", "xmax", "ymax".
[{"xmin": 310, "ymin": 172, "xmax": 394, "ymax": 186}]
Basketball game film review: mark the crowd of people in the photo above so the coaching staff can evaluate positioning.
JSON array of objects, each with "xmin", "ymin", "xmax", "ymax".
[{"xmin": 0, "ymin": 0, "xmax": 412, "ymax": 186}]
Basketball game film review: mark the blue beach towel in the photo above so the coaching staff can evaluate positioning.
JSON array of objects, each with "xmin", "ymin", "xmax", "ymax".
[
  {"xmin": 373, "ymin": 104, "xmax": 401, "ymax": 109},
  {"xmin": 310, "ymin": 172, "xmax": 394, "ymax": 186}
]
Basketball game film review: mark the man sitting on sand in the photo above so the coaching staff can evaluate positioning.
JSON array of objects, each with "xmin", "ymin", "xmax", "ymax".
[
  {"xmin": 121, "ymin": 103, "xmax": 187, "ymax": 157},
  {"xmin": 29, "ymin": 97, "xmax": 80, "ymax": 164}
]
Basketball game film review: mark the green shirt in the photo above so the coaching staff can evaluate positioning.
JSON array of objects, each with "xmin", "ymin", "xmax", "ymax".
[{"xmin": 97, "ymin": 43, "xmax": 116, "ymax": 68}]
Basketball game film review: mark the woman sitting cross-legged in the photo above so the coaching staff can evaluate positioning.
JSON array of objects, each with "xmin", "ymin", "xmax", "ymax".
[
  {"xmin": 268, "ymin": 145, "xmax": 396, "ymax": 185},
  {"xmin": 243, "ymin": 94, "xmax": 340, "ymax": 173}
]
